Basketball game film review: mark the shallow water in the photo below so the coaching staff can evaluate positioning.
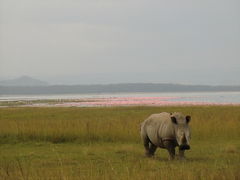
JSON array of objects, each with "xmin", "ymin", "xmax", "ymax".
[{"xmin": 1, "ymin": 92, "xmax": 240, "ymax": 106}]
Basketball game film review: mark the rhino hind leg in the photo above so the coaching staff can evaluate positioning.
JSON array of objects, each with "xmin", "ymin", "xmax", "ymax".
[
  {"xmin": 142, "ymin": 135, "xmax": 154, "ymax": 157},
  {"xmin": 142, "ymin": 135, "xmax": 151, "ymax": 156},
  {"xmin": 142, "ymin": 136, "xmax": 157, "ymax": 157},
  {"xmin": 149, "ymin": 143, "xmax": 157, "ymax": 156}
]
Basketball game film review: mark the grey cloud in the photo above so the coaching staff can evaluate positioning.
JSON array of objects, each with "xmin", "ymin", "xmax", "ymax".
[{"xmin": 0, "ymin": 0, "xmax": 239, "ymax": 85}]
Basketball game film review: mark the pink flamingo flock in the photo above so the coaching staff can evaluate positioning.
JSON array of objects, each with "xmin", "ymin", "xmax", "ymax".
[{"xmin": 48, "ymin": 96, "xmax": 239, "ymax": 107}]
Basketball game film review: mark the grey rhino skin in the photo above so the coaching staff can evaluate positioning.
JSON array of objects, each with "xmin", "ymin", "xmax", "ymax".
[{"xmin": 140, "ymin": 112, "xmax": 191, "ymax": 160}]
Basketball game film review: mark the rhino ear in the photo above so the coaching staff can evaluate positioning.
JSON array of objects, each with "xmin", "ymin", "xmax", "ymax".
[
  {"xmin": 186, "ymin": 115, "xmax": 191, "ymax": 123},
  {"xmin": 171, "ymin": 116, "xmax": 177, "ymax": 124}
]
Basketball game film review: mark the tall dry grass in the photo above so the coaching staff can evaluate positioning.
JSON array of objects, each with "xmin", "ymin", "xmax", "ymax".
[
  {"xmin": 0, "ymin": 106, "xmax": 239, "ymax": 180},
  {"xmin": 0, "ymin": 106, "xmax": 239, "ymax": 144}
]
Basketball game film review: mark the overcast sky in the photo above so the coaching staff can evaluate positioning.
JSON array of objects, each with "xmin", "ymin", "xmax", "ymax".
[{"xmin": 0, "ymin": 0, "xmax": 239, "ymax": 85}]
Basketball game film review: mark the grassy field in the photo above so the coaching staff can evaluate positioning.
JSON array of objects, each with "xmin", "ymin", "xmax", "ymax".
[{"xmin": 0, "ymin": 106, "xmax": 239, "ymax": 179}]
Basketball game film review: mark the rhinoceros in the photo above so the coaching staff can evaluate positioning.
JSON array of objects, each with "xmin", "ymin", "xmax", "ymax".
[{"xmin": 140, "ymin": 112, "xmax": 191, "ymax": 160}]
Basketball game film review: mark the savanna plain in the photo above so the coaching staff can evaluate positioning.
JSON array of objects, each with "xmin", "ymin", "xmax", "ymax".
[{"xmin": 0, "ymin": 106, "xmax": 239, "ymax": 180}]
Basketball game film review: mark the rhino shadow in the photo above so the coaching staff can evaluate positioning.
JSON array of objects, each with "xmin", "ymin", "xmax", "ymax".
[{"xmin": 150, "ymin": 156, "xmax": 210, "ymax": 162}]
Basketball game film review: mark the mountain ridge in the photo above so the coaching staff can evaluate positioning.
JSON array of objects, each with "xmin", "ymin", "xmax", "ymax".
[
  {"xmin": 0, "ymin": 82, "xmax": 240, "ymax": 95},
  {"xmin": 0, "ymin": 76, "xmax": 48, "ymax": 86}
]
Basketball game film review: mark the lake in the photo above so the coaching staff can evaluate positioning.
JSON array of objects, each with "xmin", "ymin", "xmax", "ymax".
[{"xmin": 1, "ymin": 92, "xmax": 240, "ymax": 107}]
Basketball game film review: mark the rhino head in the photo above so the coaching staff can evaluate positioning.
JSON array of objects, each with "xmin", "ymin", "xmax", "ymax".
[{"xmin": 171, "ymin": 112, "xmax": 191, "ymax": 150}]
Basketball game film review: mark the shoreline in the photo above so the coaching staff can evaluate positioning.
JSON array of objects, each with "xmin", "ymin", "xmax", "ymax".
[{"xmin": 1, "ymin": 96, "xmax": 240, "ymax": 107}]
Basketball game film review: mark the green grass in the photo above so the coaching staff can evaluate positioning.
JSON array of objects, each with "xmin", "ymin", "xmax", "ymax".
[{"xmin": 0, "ymin": 106, "xmax": 240, "ymax": 179}]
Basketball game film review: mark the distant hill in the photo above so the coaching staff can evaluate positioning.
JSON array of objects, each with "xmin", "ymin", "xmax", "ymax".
[
  {"xmin": 0, "ymin": 83, "xmax": 240, "ymax": 95},
  {"xmin": 0, "ymin": 76, "xmax": 48, "ymax": 86}
]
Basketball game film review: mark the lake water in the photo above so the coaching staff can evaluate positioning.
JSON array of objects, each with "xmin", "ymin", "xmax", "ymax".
[{"xmin": 1, "ymin": 92, "xmax": 240, "ymax": 106}]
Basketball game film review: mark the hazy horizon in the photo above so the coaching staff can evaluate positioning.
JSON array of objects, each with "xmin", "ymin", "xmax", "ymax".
[
  {"xmin": 1, "ymin": 0, "xmax": 240, "ymax": 85},
  {"xmin": 1, "ymin": 74, "xmax": 240, "ymax": 86}
]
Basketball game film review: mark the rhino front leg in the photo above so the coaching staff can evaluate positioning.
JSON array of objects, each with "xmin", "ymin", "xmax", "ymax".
[
  {"xmin": 164, "ymin": 141, "xmax": 175, "ymax": 160},
  {"xmin": 179, "ymin": 149, "xmax": 185, "ymax": 160},
  {"xmin": 167, "ymin": 148, "xmax": 175, "ymax": 160}
]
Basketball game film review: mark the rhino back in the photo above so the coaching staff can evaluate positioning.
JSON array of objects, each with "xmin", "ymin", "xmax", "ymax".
[{"xmin": 143, "ymin": 112, "xmax": 175, "ymax": 146}]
